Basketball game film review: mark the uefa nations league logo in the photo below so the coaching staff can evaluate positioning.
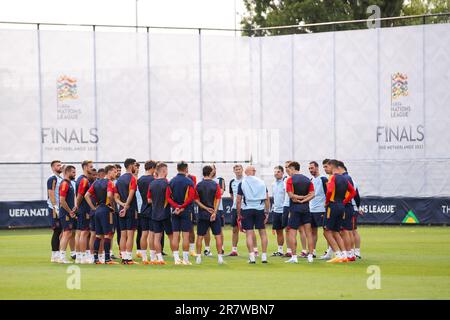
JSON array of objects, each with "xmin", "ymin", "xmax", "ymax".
[
  {"xmin": 390, "ymin": 72, "xmax": 410, "ymax": 118},
  {"xmin": 56, "ymin": 75, "xmax": 82, "ymax": 120},
  {"xmin": 391, "ymin": 72, "xmax": 408, "ymax": 100},
  {"xmin": 57, "ymin": 75, "xmax": 78, "ymax": 101}
]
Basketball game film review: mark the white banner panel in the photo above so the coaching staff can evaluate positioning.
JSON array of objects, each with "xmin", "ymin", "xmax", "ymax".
[
  {"xmin": 259, "ymin": 35, "xmax": 292, "ymax": 168},
  {"xmin": 0, "ymin": 24, "xmax": 449, "ymax": 200},
  {"xmin": 293, "ymin": 32, "xmax": 335, "ymax": 161},
  {"xmin": 378, "ymin": 26, "xmax": 425, "ymax": 160},
  {"xmin": 424, "ymin": 24, "xmax": 450, "ymax": 159},
  {"xmin": 149, "ymin": 34, "xmax": 201, "ymax": 161},
  {"xmin": 201, "ymin": 35, "xmax": 252, "ymax": 162},
  {"xmin": 335, "ymin": 28, "xmax": 379, "ymax": 160},
  {"xmin": 0, "ymin": 30, "xmax": 40, "ymax": 162},
  {"xmin": 95, "ymin": 31, "xmax": 148, "ymax": 161},
  {"xmin": 39, "ymin": 30, "xmax": 97, "ymax": 162}
]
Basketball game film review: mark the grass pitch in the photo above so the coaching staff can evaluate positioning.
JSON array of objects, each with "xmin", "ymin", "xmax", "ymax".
[{"xmin": 0, "ymin": 226, "xmax": 449, "ymax": 299}]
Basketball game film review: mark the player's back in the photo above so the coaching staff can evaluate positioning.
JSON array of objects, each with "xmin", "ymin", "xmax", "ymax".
[
  {"xmin": 196, "ymin": 179, "xmax": 219, "ymax": 209},
  {"xmin": 76, "ymin": 175, "xmax": 91, "ymax": 212},
  {"xmin": 330, "ymin": 174, "xmax": 349, "ymax": 203},
  {"xmin": 59, "ymin": 179, "xmax": 75, "ymax": 214},
  {"xmin": 138, "ymin": 175, "xmax": 154, "ymax": 213},
  {"xmin": 116, "ymin": 173, "xmax": 137, "ymax": 209},
  {"xmin": 169, "ymin": 173, "xmax": 195, "ymax": 210},
  {"xmin": 92, "ymin": 178, "xmax": 112, "ymax": 206},
  {"xmin": 291, "ymin": 173, "xmax": 312, "ymax": 196},
  {"xmin": 149, "ymin": 178, "xmax": 170, "ymax": 221},
  {"xmin": 289, "ymin": 173, "xmax": 313, "ymax": 212}
]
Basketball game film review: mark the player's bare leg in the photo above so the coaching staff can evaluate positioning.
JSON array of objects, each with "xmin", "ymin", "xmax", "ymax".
[
  {"xmin": 181, "ymin": 231, "xmax": 191, "ymax": 265},
  {"xmin": 303, "ymin": 223, "xmax": 315, "ymax": 263},
  {"xmin": 74, "ymin": 230, "xmax": 81, "ymax": 263},
  {"xmin": 126, "ymin": 230, "xmax": 136, "ymax": 263},
  {"xmin": 204, "ymin": 229, "xmax": 212, "ymax": 256},
  {"xmin": 285, "ymin": 228, "xmax": 298, "ymax": 263},
  {"xmin": 58, "ymin": 230, "xmax": 73, "ymax": 263},
  {"xmin": 140, "ymin": 230, "xmax": 149, "ymax": 263},
  {"xmin": 246, "ymin": 229, "xmax": 256, "ymax": 263},
  {"xmin": 79, "ymin": 230, "xmax": 89, "ymax": 263},
  {"xmin": 299, "ymin": 225, "xmax": 307, "ymax": 257},
  {"xmin": 189, "ymin": 227, "xmax": 196, "ymax": 256},
  {"xmin": 215, "ymin": 234, "xmax": 224, "ymax": 264},
  {"xmin": 171, "ymin": 231, "xmax": 181, "ymax": 264},
  {"xmin": 195, "ymin": 235, "xmax": 204, "ymax": 264},
  {"xmin": 258, "ymin": 229, "xmax": 268, "ymax": 263}
]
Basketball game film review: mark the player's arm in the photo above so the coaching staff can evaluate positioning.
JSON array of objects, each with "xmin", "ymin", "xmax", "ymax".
[
  {"xmin": 325, "ymin": 175, "xmax": 336, "ymax": 206},
  {"xmin": 209, "ymin": 184, "xmax": 222, "ymax": 221},
  {"xmin": 106, "ymin": 181, "xmax": 117, "ymax": 211},
  {"xmin": 179, "ymin": 185, "xmax": 196, "ymax": 209},
  {"xmin": 84, "ymin": 182, "xmax": 97, "ymax": 210},
  {"xmin": 236, "ymin": 194, "xmax": 242, "ymax": 218},
  {"xmin": 59, "ymin": 182, "xmax": 74, "ymax": 217},
  {"xmin": 113, "ymin": 192, "xmax": 123, "ymax": 207},
  {"xmin": 236, "ymin": 183, "xmax": 243, "ymax": 218},
  {"xmin": 47, "ymin": 177, "xmax": 57, "ymax": 208},
  {"xmin": 264, "ymin": 190, "xmax": 270, "ymax": 223},
  {"xmin": 321, "ymin": 176, "xmax": 328, "ymax": 194},
  {"xmin": 343, "ymin": 181, "xmax": 357, "ymax": 205},
  {"xmin": 286, "ymin": 177, "xmax": 301, "ymax": 201},
  {"xmin": 165, "ymin": 186, "xmax": 180, "ymax": 209},
  {"xmin": 229, "ymin": 180, "xmax": 234, "ymax": 204},
  {"xmin": 76, "ymin": 178, "xmax": 89, "ymax": 207},
  {"xmin": 147, "ymin": 186, "xmax": 152, "ymax": 204},
  {"xmin": 122, "ymin": 176, "xmax": 137, "ymax": 210},
  {"xmin": 354, "ymin": 187, "xmax": 361, "ymax": 207},
  {"xmin": 194, "ymin": 187, "xmax": 211, "ymax": 213}
]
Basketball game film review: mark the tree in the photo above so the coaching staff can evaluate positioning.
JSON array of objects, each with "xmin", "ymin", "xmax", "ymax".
[{"xmin": 241, "ymin": 0, "xmax": 447, "ymax": 36}]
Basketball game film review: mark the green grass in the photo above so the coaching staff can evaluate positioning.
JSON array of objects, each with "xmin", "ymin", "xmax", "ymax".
[{"xmin": 0, "ymin": 226, "xmax": 450, "ymax": 299}]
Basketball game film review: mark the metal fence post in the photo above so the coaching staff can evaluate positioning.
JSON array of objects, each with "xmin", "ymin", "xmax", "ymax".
[
  {"xmin": 92, "ymin": 25, "xmax": 99, "ymax": 164},
  {"xmin": 36, "ymin": 23, "xmax": 45, "ymax": 200},
  {"xmin": 198, "ymin": 28, "xmax": 204, "ymax": 162}
]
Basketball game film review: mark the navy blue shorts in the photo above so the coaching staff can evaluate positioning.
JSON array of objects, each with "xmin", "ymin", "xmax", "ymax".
[
  {"xmin": 272, "ymin": 211, "xmax": 284, "ymax": 230},
  {"xmin": 153, "ymin": 218, "xmax": 173, "ymax": 234},
  {"xmin": 140, "ymin": 215, "xmax": 154, "ymax": 232},
  {"xmin": 311, "ymin": 212, "xmax": 324, "ymax": 228},
  {"xmin": 197, "ymin": 217, "xmax": 222, "ymax": 236},
  {"xmin": 341, "ymin": 205, "xmax": 354, "ymax": 231},
  {"xmin": 324, "ymin": 202, "xmax": 344, "ymax": 232},
  {"xmin": 76, "ymin": 210, "xmax": 91, "ymax": 231},
  {"xmin": 241, "ymin": 209, "xmax": 265, "ymax": 230},
  {"xmin": 118, "ymin": 208, "xmax": 138, "ymax": 231},
  {"xmin": 171, "ymin": 212, "xmax": 193, "ymax": 232},
  {"xmin": 60, "ymin": 213, "xmax": 76, "ymax": 231},
  {"xmin": 288, "ymin": 210, "xmax": 312, "ymax": 229},
  {"xmin": 230, "ymin": 208, "xmax": 238, "ymax": 227},
  {"xmin": 95, "ymin": 207, "xmax": 114, "ymax": 235},
  {"xmin": 50, "ymin": 209, "xmax": 61, "ymax": 230},
  {"xmin": 282, "ymin": 206, "xmax": 290, "ymax": 228}
]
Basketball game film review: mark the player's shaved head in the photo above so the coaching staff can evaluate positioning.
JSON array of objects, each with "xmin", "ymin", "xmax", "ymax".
[
  {"xmin": 245, "ymin": 166, "xmax": 256, "ymax": 176},
  {"xmin": 177, "ymin": 161, "xmax": 188, "ymax": 173},
  {"xmin": 156, "ymin": 162, "xmax": 167, "ymax": 173}
]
